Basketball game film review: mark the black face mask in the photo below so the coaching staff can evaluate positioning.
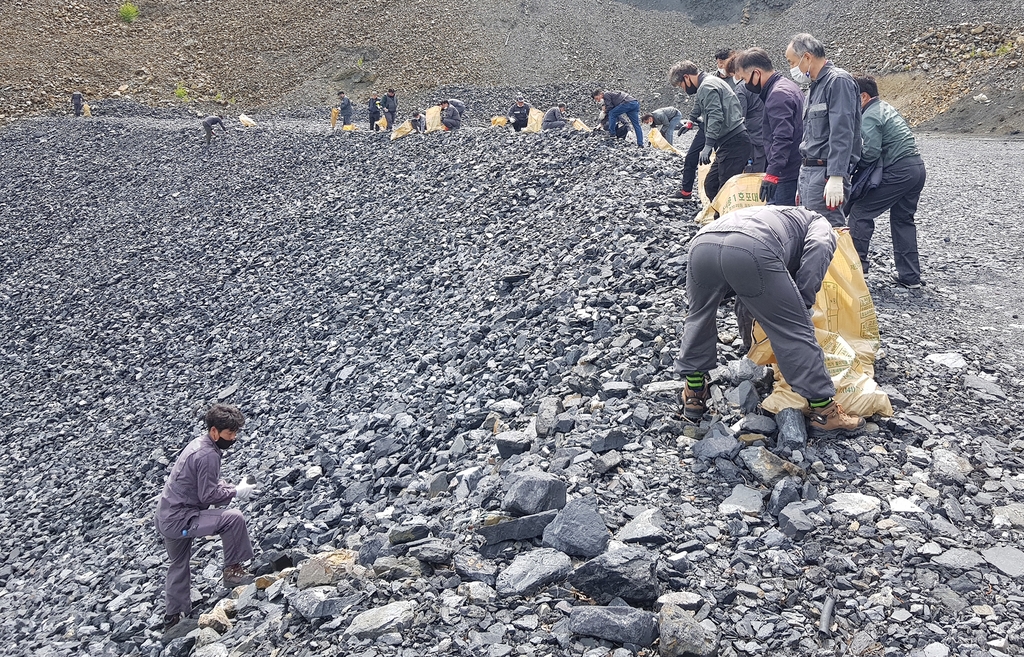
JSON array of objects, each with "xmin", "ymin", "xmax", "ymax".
[
  {"xmin": 684, "ymin": 81, "xmax": 698, "ymax": 96},
  {"xmin": 215, "ymin": 437, "xmax": 235, "ymax": 450},
  {"xmin": 744, "ymin": 71, "xmax": 762, "ymax": 95}
]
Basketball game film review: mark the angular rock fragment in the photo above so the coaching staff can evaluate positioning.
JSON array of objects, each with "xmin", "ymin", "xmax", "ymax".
[
  {"xmin": 718, "ymin": 485, "xmax": 764, "ymax": 515},
  {"xmin": 496, "ymin": 548, "xmax": 572, "ymax": 597},
  {"xmin": 739, "ymin": 446, "xmax": 803, "ymax": 487},
  {"xmin": 496, "ymin": 430, "xmax": 532, "ymax": 459},
  {"xmin": 477, "ymin": 510, "xmax": 558, "ymax": 545},
  {"xmin": 569, "ymin": 606, "xmax": 658, "ymax": 646},
  {"xmin": 344, "ymin": 600, "xmax": 417, "ymax": 639},
  {"xmin": 616, "ymin": 508, "xmax": 669, "ymax": 545},
  {"xmin": 296, "ymin": 549, "xmax": 361, "ymax": 589},
  {"xmin": 542, "ymin": 497, "xmax": 611, "ymax": 557},
  {"xmin": 569, "ymin": 545, "xmax": 660, "ymax": 605},
  {"xmin": 658, "ymin": 603, "xmax": 719, "ymax": 657},
  {"xmin": 501, "ymin": 471, "xmax": 567, "ymax": 516}
]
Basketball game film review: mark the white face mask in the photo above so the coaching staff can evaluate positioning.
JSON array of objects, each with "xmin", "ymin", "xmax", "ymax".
[
  {"xmin": 790, "ymin": 63, "xmax": 811, "ymax": 84},
  {"xmin": 733, "ymin": 76, "xmax": 743, "ymax": 84},
  {"xmin": 717, "ymin": 67, "xmax": 727, "ymax": 77}
]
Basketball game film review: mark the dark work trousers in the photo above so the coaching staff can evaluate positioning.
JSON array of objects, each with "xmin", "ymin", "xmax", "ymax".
[
  {"xmin": 769, "ymin": 179, "xmax": 799, "ymax": 206},
  {"xmin": 680, "ymin": 127, "xmax": 705, "ymax": 193},
  {"xmin": 847, "ymin": 155, "xmax": 926, "ymax": 284},
  {"xmin": 383, "ymin": 110, "xmax": 395, "ymax": 130},
  {"xmin": 159, "ymin": 508, "xmax": 254, "ymax": 616},
  {"xmin": 340, "ymin": 112, "xmax": 352, "ymax": 126},
  {"xmin": 370, "ymin": 113, "xmax": 382, "ymax": 131},
  {"xmin": 704, "ymin": 129, "xmax": 753, "ymax": 202},
  {"xmin": 512, "ymin": 120, "xmax": 528, "ymax": 132},
  {"xmin": 798, "ymin": 166, "xmax": 850, "ymax": 227},
  {"xmin": 748, "ymin": 143, "xmax": 766, "ymax": 173},
  {"xmin": 675, "ymin": 231, "xmax": 835, "ymax": 400}
]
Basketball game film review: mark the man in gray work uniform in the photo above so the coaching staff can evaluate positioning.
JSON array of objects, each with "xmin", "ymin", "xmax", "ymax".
[
  {"xmin": 786, "ymin": 33, "xmax": 861, "ymax": 227},
  {"xmin": 156, "ymin": 404, "xmax": 256, "ymax": 630},
  {"xmin": 668, "ymin": 60, "xmax": 751, "ymax": 203},
  {"xmin": 675, "ymin": 206, "xmax": 866, "ymax": 439},
  {"xmin": 847, "ymin": 75, "xmax": 926, "ymax": 289},
  {"xmin": 641, "ymin": 106, "xmax": 684, "ymax": 145},
  {"xmin": 202, "ymin": 115, "xmax": 227, "ymax": 145}
]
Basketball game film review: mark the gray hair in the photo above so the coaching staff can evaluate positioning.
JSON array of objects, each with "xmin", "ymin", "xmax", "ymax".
[
  {"xmin": 668, "ymin": 60, "xmax": 699, "ymax": 85},
  {"xmin": 789, "ymin": 33, "xmax": 826, "ymax": 59}
]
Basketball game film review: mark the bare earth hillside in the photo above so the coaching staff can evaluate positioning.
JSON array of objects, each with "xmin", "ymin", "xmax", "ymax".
[{"xmin": 3, "ymin": 0, "xmax": 1024, "ymax": 130}]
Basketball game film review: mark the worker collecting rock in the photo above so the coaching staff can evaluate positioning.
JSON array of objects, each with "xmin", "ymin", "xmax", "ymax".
[
  {"xmin": 675, "ymin": 206, "xmax": 866, "ymax": 440},
  {"xmin": 72, "ymin": 91, "xmax": 85, "ymax": 117},
  {"xmin": 641, "ymin": 107, "xmax": 684, "ymax": 145},
  {"xmin": 337, "ymin": 91, "xmax": 353, "ymax": 128},
  {"xmin": 382, "ymin": 88, "xmax": 398, "ymax": 130},
  {"xmin": 368, "ymin": 93, "xmax": 384, "ymax": 131},
  {"xmin": 542, "ymin": 103, "xmax": 569, "ymax": 130},
  {"xmin": 507, "ymin": 95, "xmax": 532, "ymax": 132},
  {"xmin": 202, "ymin": 115, "xmax": 228, "ymax": 146},
  {"xmin": 440, "ymin": 100, "xmax": 461, "ymax": 131},
  {"xmin": 155, "ymin": 403, "xmax": 257, "ymax": 630},
  {"xmin": 591, "ymin": 88, "xmax": 643, "ymax": 147}
]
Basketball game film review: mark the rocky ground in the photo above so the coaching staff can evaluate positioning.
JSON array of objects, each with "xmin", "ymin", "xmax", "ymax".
[
  {"xmin": 2, "ymin": 1, "xmax": 1024, "ymax": 132},
  {"xmin": 1, "ymin": 111, "xmax": 1023, "ymax": 657}
]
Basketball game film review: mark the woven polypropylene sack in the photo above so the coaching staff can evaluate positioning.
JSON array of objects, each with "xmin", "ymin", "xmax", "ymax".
[
  {"xmin": 522, "ymin": 108, "xmax": 544, "ymax": 133},
  {"xmin": 390, "ymin": 120, "xmax": 415, "ymax": 141},
  {"xmin": 747, "ymin": 230, "xmax": 892, "ymax": 417},
  {"xmin": 695, "ymin": 172, "xmax": 765, "ymax": 225}
]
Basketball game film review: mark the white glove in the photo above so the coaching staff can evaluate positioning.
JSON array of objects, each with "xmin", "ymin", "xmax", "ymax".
[
  {"xmin": 823, "ymin": 175, "xmax": 845, "ymax": 210},
  {"xmin": 234, "ymin": 479, "xmax": 255, "ymax": 501},
  {"xmin": 507, "ymin": 117, "xmax": 515, "ymax": 123}
]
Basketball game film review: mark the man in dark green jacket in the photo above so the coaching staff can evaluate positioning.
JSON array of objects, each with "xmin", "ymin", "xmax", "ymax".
[
  {"xmin": 846, "ymin": 76, "xmax": 926, "ymax": 289},
  {"xmin": 668, "ymin": 60, "xmax": 751, "ymax": 203}
]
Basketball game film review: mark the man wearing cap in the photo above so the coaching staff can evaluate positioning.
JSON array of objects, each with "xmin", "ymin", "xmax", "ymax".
[{"xmin": 508, "ymin": 95, "xmax": 532, "ymax": 132}]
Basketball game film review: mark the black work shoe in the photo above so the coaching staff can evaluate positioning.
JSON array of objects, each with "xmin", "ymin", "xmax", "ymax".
[
  {"xmin": 889, "ymin": 273, "xmax": 922, "ymax": 289},
  {"xmin": 807, "ymin": 401, "xmax": 866, "ymax": 439},
  {"xmin": 163, "ymin": 613, "xmax": 182, "ymax": 631},
  {"xmin": 681, "ymin": 383, "xmax": 711, "ymax": 421},
  {"xmin": 674, "ymin": 189, "xmax": 694, "ymax": 200}
]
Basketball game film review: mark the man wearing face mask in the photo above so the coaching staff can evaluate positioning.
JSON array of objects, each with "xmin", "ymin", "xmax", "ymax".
[
  {"xmin": 155, "ymin": 403, "xmax": 257, "ymax": 631},
  {"xmin": 674, "ymin": 49, "xmax": 735, "ymax": 200},
  {"xmin": 735, "ymin": 47, "xmax": 805, "ymax": 205},
  {"xmin": 785, "ymin": 33, "xmax": 861, "ymax": 227},
  {"xmin": 668, "ymin": 60, "xmax": 751, "ymax": 204},
  {"xmin": 725, "ymin": 55, "xmax": 765, "ymax": 172}
]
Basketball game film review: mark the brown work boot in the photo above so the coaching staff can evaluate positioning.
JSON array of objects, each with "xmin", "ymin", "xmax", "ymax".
[
  {"xmin": 807, "ymin": 401, "xmax": 865, "ymax": 439},
  {"xmin": 681, "ymin": 382, "xmax": 711, "ymax": 421},
  {"xmin": 162, "ymin": 613, "xmax": 182, "ymax": 631},
  {"xmin": 222, "ymin": 564, "xmax": 255, "ymax": 588}
]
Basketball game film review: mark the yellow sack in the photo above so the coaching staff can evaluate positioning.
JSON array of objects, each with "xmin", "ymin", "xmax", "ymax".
[
  {"xmin": 375, "ymin": 116, "xmax": 388, "ymax": 131},
  {"xmin": 491, "ymin": 116, "xmax": 509, "ymax": 127},
  {"xmin": 390, "ymin": 120, "xmax": 415, "ymax": 141},
  {"xmin": 425, "ymin": 105, "xmax": 444, "ymax": 132},
  {"xmin": 342, "ymin": 124, "xmax": 357, "ymax": 131},
  {"xmin": 239, "ymin": 114, "xmax": 256, "ymax": 127},
  {"xmin": 571, "ymin": 118, "xmax": 592, "ymax": 132},
  {"xmin": 647, "ymin": 127, "xmax": 681, "ymax": 154},
  {"xmin": 82, "ymin": 103, "xmax": 92, "ymax": 117},
  {"xmin": 331, "ymin": 107, "xmax": 339, "ymax": 129},
  {"xmin": 748, "ymin": 230, "xmax": 892, "ymax": 418},
  {"xmin": 522, "ymin": 108, "xmax": 545, "ymax": 133},
  {"xmin": 695, "ymin": 172, "xmax": 764, "ymax": 225},
  {"xmin": 695, "ymin": 155, "xmax": 714, "ymax": 208}
]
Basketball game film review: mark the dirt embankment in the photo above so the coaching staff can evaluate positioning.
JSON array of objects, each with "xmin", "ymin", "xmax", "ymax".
[{"xmin": 2, "ymin": 0, "xmax": 1024, "ymax": 132}]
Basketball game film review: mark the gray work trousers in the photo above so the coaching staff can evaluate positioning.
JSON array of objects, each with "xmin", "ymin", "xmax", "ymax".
[
  {"xmin": 675, "ymin": 231, "xmax": 836, "ymax": 400},
  {"xmin": 798, "ymin": 165, "xmax": 850, "ymax": 227},
  {"xmin": 340, "ymin": 112, "xmax": 352, "ymax": 126},
  {"xmin": 159, "ymin": 509, "xmax": 253, "ymax": 616},
  {"xmin": 383, "ymin": 111, "xmax": 395, "ymax": 130},
  {"xmin": 847, "ymin": 155, "xmax": 925, "ymax": 285}
]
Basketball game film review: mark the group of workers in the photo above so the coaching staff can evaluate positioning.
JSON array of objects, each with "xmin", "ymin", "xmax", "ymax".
[{"xmin": 155, "ymin": 32, "xmax": 930, "ymax": 634}]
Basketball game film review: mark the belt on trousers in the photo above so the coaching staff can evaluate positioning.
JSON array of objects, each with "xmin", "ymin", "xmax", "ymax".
[{"xmin": 802, "ymin": 158, "xmax": 827, "ymax": 167}]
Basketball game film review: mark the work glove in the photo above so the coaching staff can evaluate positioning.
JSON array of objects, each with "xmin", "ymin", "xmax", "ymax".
[
  {"xmin": 675, "ymin": 120, "xmax": 694, "ymax": 136},
  {"xmin": 442, "ymin": 125, "xmax": 450, "ymax": 131},
  {"xmin": 234, "ymin": 478, "xmax": 255, "ymax": 501},
  {"xmin": 759, "ymin": 174, "xmax": 778, "ymax": 202},
  {"xmin": 823, "ymin": 175, "xmax": 845, "ymax": 210},
  {"xmin": 699, "ymin": 144, "xmax": 713, "ymax": 165},
  {"xmin": 507, "ymin": 117, "xmax": 515, "ymax": 124}
]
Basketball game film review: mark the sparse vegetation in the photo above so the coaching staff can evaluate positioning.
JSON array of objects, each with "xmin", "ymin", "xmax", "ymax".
[
  {"xmin": 117, "ymin": 2, "xmax": 139, "ymax": 23},
  {"xmin": 174, "ymin": 82, "xmax": 190, "ymax": 102}
]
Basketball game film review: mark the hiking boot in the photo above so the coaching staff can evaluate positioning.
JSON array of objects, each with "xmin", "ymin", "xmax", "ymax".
[
  {"xmin": 681, "ymin": 382, "xmax": 711, "ymax": 421},
  {"xmin": 222, "ymin": 564, "xmax": 255, "ymax": 588},
  {"xmin": 807, "ymin": 401, "xmax": 865, "ymax": 439},
  {"xmin": 889, "ymin": 273, "xmax": 922, "ymax": 289},
  {"xmin": 163, "ymin": 613, "xmax": 182, "ymax": 631}
]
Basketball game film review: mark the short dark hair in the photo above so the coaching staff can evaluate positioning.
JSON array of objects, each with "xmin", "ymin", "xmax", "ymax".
[
  {"xmin": 439, "ymin": 99, "xmax": 449, "ymax": 106},
  {"xmin": 735, "ymin": 48, "xmax": 775, "ymax": 74},
  {"xmin": 668, "ymin": 61, "xmax": 699, "ymax": 85},
  {"xmin": 338, "ymin": 90, "xmax": 346, "ymax": 96},
  {"xmin": 714, "ymin": 48, "xmax": 736, "ymax": 62},
  {"xmin": 789, "ymin": 33, "xmax": 826, "ymax": 59},
  {"xmin": 387, "ymin": 88, "xmax": 395, "ymax": 93},
  {"xmin": 558, "ymin": 103, "xmax": 566, "ymax": 109},
  {"xmin": 590, "ymin": 89, "xmax": 604, "ymax": 99},
  {"xmin": 854, "ymin": 75, "xmax": 879, "ymax": 98},
  {"xmin": 641, "ymin": 113, "xmax": 654, "ymax": 122},
  {"xmin": 206, "ymin": 404, "xmax": 245, "ymax": 431}
]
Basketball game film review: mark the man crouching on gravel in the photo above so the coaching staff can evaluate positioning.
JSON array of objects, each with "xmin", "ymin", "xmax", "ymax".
[
  {"xmin": 155, "ymin": 403, "xmax": 257, "ymax": 631},
  {"xmin": 674, "ymin": 206, "xmax": 866, "ymax": 439}
]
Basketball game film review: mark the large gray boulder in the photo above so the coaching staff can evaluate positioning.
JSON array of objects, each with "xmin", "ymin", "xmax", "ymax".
[
  {"xmin": 542, "ymin": 497, "xmax": 611, "ymax": 557},
  {"xmin": 496, "ymin": 548, "xmax": 572, "ymax": 597},
  {"xmin": 501, "ymin": 471, "xmax": 567, "ymax": 516},
  {"xmin": 569, "ymin": 545, "xmax": 660, "ymax": 605}
]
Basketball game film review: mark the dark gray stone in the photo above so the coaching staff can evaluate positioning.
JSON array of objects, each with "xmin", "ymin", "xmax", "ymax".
[
  {"xmin": 775, "ymin": 407, "xmax": 807, "ymax": 454},
  {"xmin": 495, "ymin": 430, "xmax": 533, "ymax": 459},
  {"xmin": 501, "ymin": 471, "xmax": 567, "ymax": 516},
  {"xmin": 389, "ymin": 522, "xmax": 430, "ymax": 545},
  {"xmin": 476, "ymin": 510, "xmax": 558, "ymax": 545},
  {"xmin": 496, "ymin": 548, "xmax": 572, "ymax": 597},
  {"xmin": 553, "ymin": 412, "xmax": 576, "ymax": 433},
  {"xmin": 542, "ymin": 497, "xmax": 611, "ymax": 558},
  {"xmin": 778, "ymin": 501, "xmax": 818, "ymax": 540},
  {"xmin": 536, "ymin": 397, "xmax": 564, "ymax": 437},
  {"xmin": 454, "ymin": 552, "xmax": 497, "ymax": 586},
  {"xmin": 569, "ymin": 545, "xmax": 661, "ymax": 605},
  {"xmin": 593, "ymin": 449, "xmax": 622, "ymax": 475},
  {"xmin": 740, "ymin": 414, "xmax": 777, "ymax": 435},
  {"xmin": 767, "ymin": 477, "xmax": 801, "ymax": 517},
  {"xmin": 568, "ymin": 606, "xmax": 658, "ymax": 647},
  {"xmin": 726, "ymin": 380, "xmax": 760, "ymax": 413},
  {"xmin": 616, "ymin": 508, "xmax": 669, "ymax": 545},
  {"xmin": 692, "ymin": 430, "xmax": 741, "ymax": 461},
  {"xmin": 591, "ymin": 429, "xmax": 629, "ymax": 454}
]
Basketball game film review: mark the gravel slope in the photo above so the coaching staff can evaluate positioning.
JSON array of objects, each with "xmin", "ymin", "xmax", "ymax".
[{"xmin": 1, "ymin": 114, "xmax": 1023, "ymax": 657}]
